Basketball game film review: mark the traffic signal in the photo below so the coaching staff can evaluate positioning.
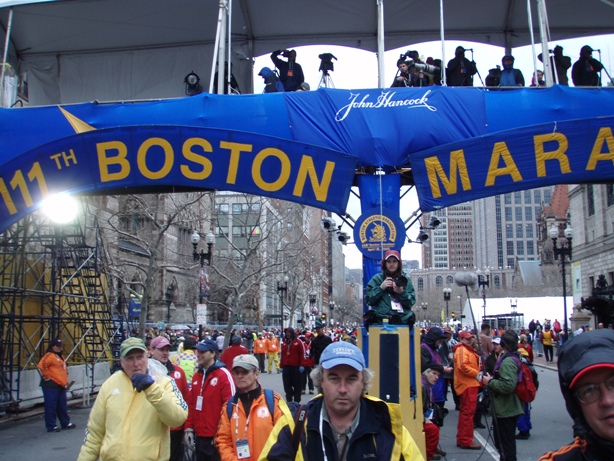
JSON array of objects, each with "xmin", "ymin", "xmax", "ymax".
[{"xmin": 321, "ymin": 313, "xmax": 327, "ymax": 320}]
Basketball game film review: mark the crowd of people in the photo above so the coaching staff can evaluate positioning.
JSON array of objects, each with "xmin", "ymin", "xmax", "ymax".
[
  {"xmin": 391, "ymin": 44, "xmax": 605, "ymax": 89},
  {"xmin": 258, "ymin": 42, "xmax": 607, "ymax": 93},
  {"xmin": 72, "ymin": 325, "xmax": 422, "ymax": 461}
]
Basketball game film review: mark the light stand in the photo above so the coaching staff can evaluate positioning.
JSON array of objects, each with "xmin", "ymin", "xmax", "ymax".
[
  {"xmin": 421, "ymin": 302, "xmax": 428, "ymax": 326},
  {"xmin": 165, "ymin": 283, "xmax": 175, "ymax": 324},
  {"xmin": 443, "ymin": 287, "xmax": 451, "ymax": 324},
  {"xmin": 277, "ymin": 276, "xmax": 289, "ymax": 330},
  {"xmin": 329, "ymin": 301, "xmax": 335, "ymax": 327},
  {"xmin": 550, "ymin": 223, "xmax": 573, "ymax": 343},
  {"xmin": 309, "ymin": 293, "xmax": 317, "ymax": 329},
  {"xmin": 477, "ymin": 268, "xmax": 490, "ymax": 321},
  {"xmin": 191, "ymin": 230, "xmax": 215, "ymax": 268}
]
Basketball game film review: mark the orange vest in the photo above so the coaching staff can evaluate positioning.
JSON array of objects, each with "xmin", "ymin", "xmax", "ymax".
[
  {"xmin": 266, "ymin": 337, "xmax": 279, "ymax": 353},
  {"xmin": 37, "ymin": 351, "xmax": 69, "ymax": 388},
  {"xmin": 254, "ymin": 339, "xmax": 267, "ymax": 354}
]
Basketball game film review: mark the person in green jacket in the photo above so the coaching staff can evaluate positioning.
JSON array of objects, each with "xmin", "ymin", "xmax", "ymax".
[
  {"xmin": 483, "ymin": 330, "xmax": 524, "ymax": 461},
  {"xmin": 364, "ymin": 249, "xmax": 416, "ymax": 326}
]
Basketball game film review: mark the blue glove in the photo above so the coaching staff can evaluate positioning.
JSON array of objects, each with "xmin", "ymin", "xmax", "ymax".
[
  {"xmin": 299, "ymin": 366, "xmax": 305, "ymax": 373},
  {"xmin": 131, "ymin": 373, "xmax": 154, "ymax": 392}
]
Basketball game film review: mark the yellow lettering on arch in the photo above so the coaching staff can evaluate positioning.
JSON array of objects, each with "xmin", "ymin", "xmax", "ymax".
[
  {"xmin": 221, "ymin": 141, "xmax": 252, "ymax": 184},
  {"xmin": 181, "ymin": 138, "xmax": 213, "ymax": 180},
  {"xmin": 586, "ymin": 127, "xmax": 614, "ymax": 170},
  {"xmin": 252, "ymin": 148, "xmax": 290, "ymax": 192},
  {"xmin": 293, "ymin": 156, "xmax": 334, "ymax": 202},
  {"xmin": 424, "ymin": 150, "xmax": 472, "ymax": 199},
  {"xmin": 137, "ymin": 138, "xmax": 174, "ymax": 180},
  {"xmin": 485, "ymin": 142, "xmax": 523, "ymax": 186},
  {"xmin": 534, "ymin": 133, "xmax": 570, "ymax": 177},
  {"xmin": 97, "ymin": 141, "xmax": 130, "ymax": 182}
]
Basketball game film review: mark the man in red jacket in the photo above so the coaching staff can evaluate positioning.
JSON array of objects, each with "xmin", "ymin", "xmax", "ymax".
[
  {"xmin": 219, "ymin": 335, "xmax": 249, "ymax": 372},
  {"xmin": 280, "ymin": 327, "xmax": 305, "ymax": 403},
  {"xmin": 149, "ymin": 336, "xmax": 189, "ymax": 461},
  {"xmin": 184, "ymin": 339, "xmax": 235, "ymax": 461}
]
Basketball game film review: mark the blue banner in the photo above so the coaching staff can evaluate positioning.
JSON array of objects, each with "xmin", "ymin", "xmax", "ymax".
[
  {"xmin": 0, "ymin": 124, "xmax": 356, "ymax": 231},
  {"xmin": 412, "ymin": 117, "xmax": 614, "ymax": 211},
  {"xmin": 128, "ymin": 294, "xmax": 142, "ymax": 318}
]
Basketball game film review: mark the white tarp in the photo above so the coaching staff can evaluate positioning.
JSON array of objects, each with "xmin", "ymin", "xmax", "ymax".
[{"xmin": 462, "ymin": 296, "xmax": 574, "ymax": 329}]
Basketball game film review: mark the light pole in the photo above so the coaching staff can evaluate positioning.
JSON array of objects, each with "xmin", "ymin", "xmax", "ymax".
[
  {"xmin": 277, "ymin": 276, "xmax": 289, "ymax": 330},
  {"xmin": 477, "ymin": 267, "xmax": 490, "ymax": 321},
  {"xmin": 443, "ymin": 287, "xmax": 452, "ymax": 324},
  {"xmin": 191, "ymin": 230, "xmax": 215, "ymax": 269},
  {"xmin": 191, "ymin": 230, "xmax": 214, "ymax": 329},
  {"xmin": 421, "ymin": 302, "xmax": 428, "ymax": 326},
  {"xmin": 329, "ymin": 301, "xmax": 335, "ymax": 326},
  {"xmin": 309, "ymin": 292, "xmax": 317, "ymax": 329},
  {"xmin": 165, "ymin": 283, "xmax": 175, "ymax": 324},
  {"xmin": 550, "ymin": 223, "xmax": 573, "ymax": 343}
]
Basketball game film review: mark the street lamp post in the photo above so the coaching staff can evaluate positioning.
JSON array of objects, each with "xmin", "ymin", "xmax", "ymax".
[
  {"xmin": 277, "ymin": 276, "xmax": 289, "ymax": 330},
  {"xmin": 309, "ymin": 293, "xmax": 317, "ymax": 329},
  {"xmin": 191, "ymin": 230, "xmax": 215, "ymax": 269},
  {"xmin": 329, "ymin": 301, "xmax": 335, "ymax": 326},
  {"xmin": 550, "ymin": 223, "xmax": 573, "ymax": 343},
  {"xmin": 165, "ymin": 283, "xmax": 174, "ymax": 324},
  {"xmin": 191, "ymin": 230, "xmax": 214, "ymax": 330},
  {"xmin": 421, "ymin": 302, "xmax": 428, "ymax": 326},
  {"xmin": 443, "ymin": 287, "xmax": 452, "ymax": 324},
  {"xmin": 477, "ymin": 267, "xmax": 490, "ymax": 321}
]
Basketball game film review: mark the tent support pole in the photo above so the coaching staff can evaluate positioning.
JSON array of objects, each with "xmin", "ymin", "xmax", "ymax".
[
  {"xmin": 536, "ymin": 0, "xmax": 556, "ymax": 86},
  {"xmin": 439, "ymin": 0, "xmax": 446, "ymax": 86},
  {"xmin": 376, "ymin": 0, "xmax": 385, "ymax": 88},
  {"xmin": 1, "ymin": 7, "xmax": 14, "ymax": 102}
]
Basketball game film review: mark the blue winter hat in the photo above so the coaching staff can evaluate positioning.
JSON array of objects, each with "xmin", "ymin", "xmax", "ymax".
[
  {"xmin": 320, "ymin": 342, "xmax": 365, "ymax": 371},
  {"xmin": 195, "ymin": 339, "xmax": 218, "ymax": 352}
]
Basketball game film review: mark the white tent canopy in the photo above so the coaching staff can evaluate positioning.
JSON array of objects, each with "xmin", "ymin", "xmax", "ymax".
[
  {"xmin": 2, "ymin": 0, "xmax": 613, "ymax": 104},
  {"xmin": 461, "ymin": 296, "xmax": 574, "ymax": 330}
]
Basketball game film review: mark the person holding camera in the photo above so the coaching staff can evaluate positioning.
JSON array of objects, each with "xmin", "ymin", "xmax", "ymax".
[
  {"xmin": 539, "ymin": 45, "xmax": 572, "ymax": 85},
  {"xmin": 391, "ymin": 58, "xmax": 412, "ymax": 87},
  {"xmin": 364, "ymin": 249, "xmax": 416, "ymax": 326},
  {"xmin": 270, "ymin": 49, "xmax": 305, "ymax": 92},
  {"xmin": 572, "ymin": 45, "xmax": 604, "ymax": 87},
  {"xmin": 446, "ymin": 46, "xmax": 477, "ymax": 86}
]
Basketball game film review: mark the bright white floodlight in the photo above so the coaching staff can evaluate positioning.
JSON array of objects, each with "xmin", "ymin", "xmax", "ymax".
[{"xmin": 41, "ymin": 193, "xmax": 79, "ymax": 224}]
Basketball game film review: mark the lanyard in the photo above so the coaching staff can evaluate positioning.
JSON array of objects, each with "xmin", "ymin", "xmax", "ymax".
[{"xmin": 234, "ymin": 402, "xmax": 251, "ymax": 440}]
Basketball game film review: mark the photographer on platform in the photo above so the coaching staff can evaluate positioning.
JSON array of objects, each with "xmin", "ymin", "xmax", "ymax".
[
  {"xmin": 270, "ymin": 49, "xmax": 304, "ymax": 92},
  {"xmin": 447, "ymin": 46, "xmax": 477, "ymax": 86},
  {"xmin": 365, "ymin": 249, "xmax": 416, "ymax": 327}
]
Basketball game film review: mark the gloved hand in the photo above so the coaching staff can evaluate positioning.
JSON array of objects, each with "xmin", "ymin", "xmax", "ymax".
[
  {"xmin": 184, "ymin": 429, "xmax": 195, "ymax": 450},
  {"xmin": 131, "ymin": 373, "xmax": 154, "ymax": 392},
  {"xmin": 299, "ymin": 366, "xmax": 305, "ymax": 374}
]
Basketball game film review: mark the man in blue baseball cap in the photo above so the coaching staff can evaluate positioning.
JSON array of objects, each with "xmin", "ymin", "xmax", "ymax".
[
  {"xmin": 259, "ymin": 342, "xmax": 423, "ymax": 460},
  {"xmin": 184, "ymin": 339, "xmax": 235, "ymax": 461}
]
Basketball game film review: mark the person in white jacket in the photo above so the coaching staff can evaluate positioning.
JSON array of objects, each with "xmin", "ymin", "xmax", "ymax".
[{"xmin": 77, "ymin": 337, "xmax": 188, "ymax": 461}]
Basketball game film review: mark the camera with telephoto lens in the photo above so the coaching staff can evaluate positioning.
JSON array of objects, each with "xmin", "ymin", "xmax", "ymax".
[
  {"xmin": 281, "ymin": 49, "xmax": 290, "ymax": 58},
  {"xmin": 386, "ymin": 274, "xmax": 409, "ymax": 292}
]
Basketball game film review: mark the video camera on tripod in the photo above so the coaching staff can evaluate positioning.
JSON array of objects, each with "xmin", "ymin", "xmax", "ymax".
[
  {"xmin": 399, "ymin": 50, "xmax": 440, "ymax": 75},
  {"xmin": 318, "ymin": 53, "xmax": 337, "ymax": 75}
]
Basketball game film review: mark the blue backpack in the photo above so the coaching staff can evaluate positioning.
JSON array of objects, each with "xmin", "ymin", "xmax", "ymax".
[{"xmin": 226, "ymin": 388, "xmax": 276, "ymax": 422}]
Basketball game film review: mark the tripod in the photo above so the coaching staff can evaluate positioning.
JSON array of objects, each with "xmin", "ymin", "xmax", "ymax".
[{"xmin": 318, "ymin": 70, "xmax": 335, "ymax": 88}]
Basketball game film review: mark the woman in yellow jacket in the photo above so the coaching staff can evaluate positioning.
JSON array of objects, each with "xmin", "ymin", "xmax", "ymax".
[{"xmin": 37, "ymin": 338, "xmax": 76, "ymax": 432}]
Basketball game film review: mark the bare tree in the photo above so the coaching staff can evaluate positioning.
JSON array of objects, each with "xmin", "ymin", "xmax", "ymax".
[
  {"xmin": 207, "ymin": 195, "xmax": 310, "ymax": 348},
  {"xmin": 95, "ymin": 192, "xmax": 212, "ymax": 339}
]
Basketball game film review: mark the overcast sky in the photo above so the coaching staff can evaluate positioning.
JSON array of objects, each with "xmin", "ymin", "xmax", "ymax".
[{"xmin": 253, "ymin": 34, "xmax": 613, "ymax": 270}]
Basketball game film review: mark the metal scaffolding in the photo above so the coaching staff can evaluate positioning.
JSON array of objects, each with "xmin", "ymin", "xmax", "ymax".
[{"xmin": 0, "ymin": 202, "xmax": 119, "ymax": 411}]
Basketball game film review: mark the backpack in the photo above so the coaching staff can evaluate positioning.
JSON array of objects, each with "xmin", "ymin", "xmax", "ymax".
[{"xmin": 510, "ymin": 356, "xmax": 538, "ymax": 403}]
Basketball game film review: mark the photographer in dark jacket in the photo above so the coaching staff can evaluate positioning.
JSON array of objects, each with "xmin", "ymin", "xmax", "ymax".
[
  {"xmin": 538, "ymin": 45, "xmax": 572, "ymax": 85},
  {"xmin": 447, "ymin": 46, "xmax": 477, "ymax": 86},
  {"xmin": 270, "ymin": 49, "xmax": 304, "ymax": 92},
  {"xmin": 572, "ymin": 45, "xmax": 604, "ymax": 87},
  {"xmin": 539, "ymin": 329, "xmax": 614, "ymax": 461}
]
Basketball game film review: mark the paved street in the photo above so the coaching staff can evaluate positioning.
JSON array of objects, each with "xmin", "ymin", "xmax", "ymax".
[{"xmin": 0, "ymin": 357, "xmax": 573, "ymax": 460}]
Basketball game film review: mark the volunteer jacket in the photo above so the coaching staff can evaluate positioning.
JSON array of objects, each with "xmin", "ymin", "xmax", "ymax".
[
  {"xmin": 165, "ymin": 361, "xmax": 189, "ymax": 431},
  {"xmin": 253, "ymin": 339, "xmax": 267, "ymax": 355},
  {"xmin": 37, "ymin": 351, "xmax": 69, "ymax": 388},
  {"xmin": 266, "ymin": 337, "xmax": 279, "ymax": 353},
  {"xmin": 77, "ymin": 371, "xmax": 188, "ymax": 461},
  {"xmin": 216, "ymin": 386, "xmax": 293, "ymax": 461},
  {"xmin": 186, "ymin": 361, "xmax": 235, "ymax": 437},
  {"xmin": 280, "ymin": 330, "xmax": 305, "ymax": 368},
  {"xmin": 453, "ymin": 343, "xmax": 482, "ymax": 395},
  {"xmin": 258, "ymin": 394, "xmax": 424, "ymax": 461}
]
